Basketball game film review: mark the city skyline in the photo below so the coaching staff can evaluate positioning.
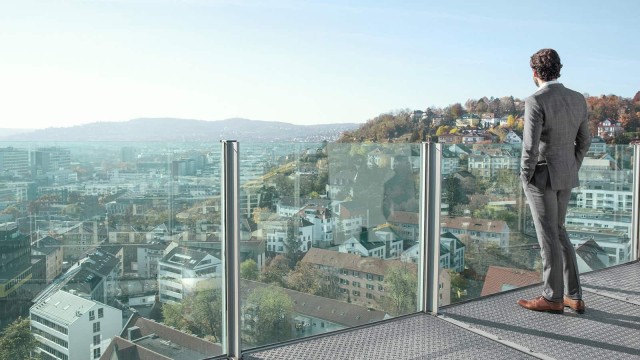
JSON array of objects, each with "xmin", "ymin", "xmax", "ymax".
[{"xmin": 1, "ymin": 0, "xmax": 639, "ymax": 129}]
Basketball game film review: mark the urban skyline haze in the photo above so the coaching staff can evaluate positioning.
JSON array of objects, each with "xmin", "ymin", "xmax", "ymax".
[{"xmin": 1, "ymin": 0, "xmax": 638, "ymax": 129}]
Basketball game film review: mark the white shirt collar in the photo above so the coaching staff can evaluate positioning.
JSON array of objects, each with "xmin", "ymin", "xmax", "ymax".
[{"xmin": 538, "ymin": 80, "xmax": 560, "ymax": 89}]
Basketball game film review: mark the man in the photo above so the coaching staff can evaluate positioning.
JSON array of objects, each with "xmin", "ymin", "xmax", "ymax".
[{"xmin": 518, "ymin": 48, "xmax": 590, "ymax": 314}]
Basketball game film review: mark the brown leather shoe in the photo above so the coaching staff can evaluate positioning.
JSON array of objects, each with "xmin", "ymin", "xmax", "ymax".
[
  {"xmin": 563, "ymin": 296, "xmax": 585, "ymax": 314},
  {"xmin": 517, "ymin": 296, "xmax": 564, "ymax": 314}
]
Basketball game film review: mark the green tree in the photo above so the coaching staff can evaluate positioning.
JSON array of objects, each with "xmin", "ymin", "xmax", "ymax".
[
  {"xmin": 188, "ymin": 289, "xmax": 223, "ymax": 341},
  {"xmin": 243, "ymin": 286, "xmax": 294, "ymax": 346},
  {"xmin": 0, "ymin": 317, "xmax": 39, "ymax": 360},
  {"xmin": 162, "ymin": 289, "xmax": 223, "ymax": 340},
  {"xmin": 383, "ymin": 264, "xmax": 418, "ymax": 316},
  {"xmin": 240, "ymin": 259, "xmax": 260, "ymax": 280}
]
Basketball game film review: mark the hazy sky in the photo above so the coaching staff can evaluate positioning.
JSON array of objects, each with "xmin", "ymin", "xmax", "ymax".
[{"xmin": 1, "ymin": 0, "xmax": 638, "ymax": 129}]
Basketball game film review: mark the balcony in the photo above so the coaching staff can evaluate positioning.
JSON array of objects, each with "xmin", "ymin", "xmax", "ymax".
[{"xmin": 0, "ymin": 141, "xmax": 638, "ymax": 359}]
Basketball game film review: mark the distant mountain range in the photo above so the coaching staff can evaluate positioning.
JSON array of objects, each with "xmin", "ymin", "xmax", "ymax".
[{"xmin": 0, "ymin": 118, "xmax": 361, "ymax": 142}]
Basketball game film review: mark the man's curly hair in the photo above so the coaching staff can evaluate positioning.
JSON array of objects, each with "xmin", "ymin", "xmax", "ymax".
[{"xmin": 530, "ymin": 48, "xmax": 562, "ymax": 81}]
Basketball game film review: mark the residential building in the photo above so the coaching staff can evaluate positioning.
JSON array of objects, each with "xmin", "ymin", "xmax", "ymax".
[
  {"xmin": 32, "ymin": 236, "xmax": 64, "ymax": 284},
  {"xmin": 0, "ymin": 147, "xmax": 30, "ymax": 176},
  {"xmin": 503, "ymin": 130, "xmax": 522, "ymax": 144},
  {"xmin": 64, "ymin": 248, "xmax": 122, "ymax": 304},
  {"xmin": 30, "ymin": 289, "xmax": 122, "ymax": 360},
  {"xmin": 0, "ymin": 222, "xmax": 32, "ymax": 299},
  {"xmin": 440, "ymin": 216, "xmax": 510, "ymax": 249},
  {"xmin": 263, "ymin": 216, "xmax": 314, "ymax": 254},
  {"xmin": 302, "ymin": 248, "xmax": 451, "ymax": 309},
  {"xmin": 574, "ymin": 180, "xmax": 633, "ymax": 212},
  {"xmin": 597, "ymin": 118, "xmax": 624, "ymax": 138},
  {"xmin": 400, "ymin": 232, "xmax": 465, "ymax": 273},
  {"xmin": 33, "ymin": 147, "xmax": 71, "ymax": 175},
  {"xmin": 468, "ymin": 150, "xmax": 519, "ymax": 180},
  {"xmin": 136, "ymin": 242, "xmax": 168, "ymax": 279},
  {"xmin": 158, "ymin": 246, "xmax": 221, "ymax": 304}
]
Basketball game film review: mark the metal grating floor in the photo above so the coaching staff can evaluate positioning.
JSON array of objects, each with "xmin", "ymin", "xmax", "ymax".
[{"xmin": 244, "ymin": 261, "xmax": 640, "ymax": 360}]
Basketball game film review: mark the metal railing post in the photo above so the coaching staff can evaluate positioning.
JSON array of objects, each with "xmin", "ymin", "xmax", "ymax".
[
  {"xmin": 419, "ymin": 141, "xmax": 442, "ymax": 315},
  {"xmin": 632, "ymin": 144, "xmax": 640, "ymax": 261},
  {"xmin": 221, "ymin": 140, "xmax": 241, "ymax": 359}
]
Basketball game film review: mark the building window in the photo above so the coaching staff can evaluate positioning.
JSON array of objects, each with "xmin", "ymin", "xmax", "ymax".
[
  {"xmin": 93, "ymin": 322, "xmax": 100, "ymax": 333},
  {"xmin": 98, "ymin": 308, "xmax": 103, "ymax": 318},
  {"xmin": 93, "ymin": 334, "xmax": 100, "ymax": 345},
  {"xmin": 93, "ymin": 348, "xmax": 101, "ymax": 359},
  {"xmin": 366, "ymin": 293, "xmax": 374, "ymax": 299},
  {"xmin": 352, "ymin": 290, "xmax": 360, "ymax": 296},
  {"xmin": 89, "ymin": 310, "xmax": 95, "ymax": 321},
  {"xmin": 352, "ymin": 281, "xmax": 361, "ymax": 288},
  {"xmin": 367, "ymin": 284, "xmax": 374, "ymax": 290},
  {"xmin": 352, "ymin": 271, "xmax": 359, "ymax": 277}
]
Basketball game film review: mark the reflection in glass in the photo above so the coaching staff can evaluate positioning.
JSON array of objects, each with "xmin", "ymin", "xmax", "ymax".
[{"xmin": 239, "ymin": 143, "xmax": 425, "ymax": 349}]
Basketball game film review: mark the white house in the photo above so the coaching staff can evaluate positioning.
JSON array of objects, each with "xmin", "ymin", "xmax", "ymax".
[
  {"xmin": 30, "ymin": 289, "xmax": 122, "ymax": 360},
  {"xmin": 158, "ymin": 247, "xmax": 221, "ymax": 304}
]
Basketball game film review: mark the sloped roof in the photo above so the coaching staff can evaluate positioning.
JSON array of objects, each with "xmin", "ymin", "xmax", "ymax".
[
  {"xmin": 480, "ymin": 266, "xmax": 540, "ymax": 297},
  {"xmin": 32, "ymin": 235, "xmax": 62, "ymax": 255},
  {"xmin": 241, "ymin": 280, "xmax": 388, "ymax": 327},
  {"xmin": 576, "ymin": 239, "xmax": 608, "ymax": 271},
  {"xmin": 387, "ymin": 211, "xmax": 419, "ymax": 225},
  {"xmin": 441, "ymin": 216, "xmax": 508, "ymax": 233},
  {"xmin": 302, "ymin": 248, "xmax": 416, "ymax": 277}
]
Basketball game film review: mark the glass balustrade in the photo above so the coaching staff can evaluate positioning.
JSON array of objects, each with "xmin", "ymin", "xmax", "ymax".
[
  {"xmin": 0, "ymin": 141, "xmax": 225, "ymax": 359},
  {"xmin": 444, "ymin": 143, "xmax": 637, "ymax": 304},
  {"xmin": 0, "ymin": 140, "xmax": 637, "ymax": 358}
]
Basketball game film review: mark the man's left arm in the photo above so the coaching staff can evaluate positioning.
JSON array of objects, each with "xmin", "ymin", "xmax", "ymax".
[{"xmin": 574, "ymin": 100, "xmax": 591, "ymax": 168}]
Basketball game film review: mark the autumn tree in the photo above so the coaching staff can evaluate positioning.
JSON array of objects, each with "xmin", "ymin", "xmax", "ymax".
[
  {"xmin": 261, "ymin": 255, "xmax": 290, "ymax": 287},
  {"xmin": 288, "ymin": 262, "xmax": 339, "ymax": 299},
  {"xmin": 0, "ymin": 317, "xmax": 39, "ymax": 360}
]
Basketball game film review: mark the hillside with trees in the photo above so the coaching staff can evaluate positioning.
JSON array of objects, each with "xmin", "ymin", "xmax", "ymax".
[{"xmin": 339, "ymin": 92, "xmax": 640, "ymax": 144}]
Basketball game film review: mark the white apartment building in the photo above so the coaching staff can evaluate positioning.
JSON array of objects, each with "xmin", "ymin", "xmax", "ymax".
[
  {"xmin": 468, "ymin": 152, "xmax": 519, "ymax": 180},
  {"xmin": 565, "ymin": 208, "xmax": 632, "ymax": 235},
  {"xmin": 440, "ymin": 216, "xmax": 510, "ymax": 249},
  {"xmin": 263, "ymin": 216, "xmax": 314, "ymax": 254},
  {"xmin": 575, "ymin": 181, "xmax": 633, "ymax": 212},
  {"xmin": 30, "ymin": 289, "xmax": 122, "ymax": 360},
  {"xmin": 158, "ymin": 246, "xmax": 221, "ymax": 304}
]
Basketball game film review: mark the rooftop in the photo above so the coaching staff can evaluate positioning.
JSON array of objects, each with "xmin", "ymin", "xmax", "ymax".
[{"xmin": 30, "ymin": 289, "xmax": 96, "ymax": 326}]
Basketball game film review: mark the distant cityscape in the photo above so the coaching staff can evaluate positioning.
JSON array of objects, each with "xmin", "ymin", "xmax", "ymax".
[{"xmin": 0, "ymin": 114, "xmax": 636, "ymax": 358}]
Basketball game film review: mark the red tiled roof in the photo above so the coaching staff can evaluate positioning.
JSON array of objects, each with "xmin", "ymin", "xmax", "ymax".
[{"xmin": 480, "ymin": 266, "xmax": 540, "ymax": 296}]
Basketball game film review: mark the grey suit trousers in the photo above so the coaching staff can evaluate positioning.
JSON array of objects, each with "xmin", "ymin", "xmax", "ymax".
[{"xmin": 522, "ymin": 164, "xmax": 582, "ymax": 302}]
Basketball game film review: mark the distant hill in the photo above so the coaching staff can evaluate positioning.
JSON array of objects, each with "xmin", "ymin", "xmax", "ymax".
[
  {"xmin": 0, "ymin": 118, "xmax": 360, "ymax": 142},
  {"xmin": 0, "ymin": 128, "xmax": 36, "ymax": 138}
]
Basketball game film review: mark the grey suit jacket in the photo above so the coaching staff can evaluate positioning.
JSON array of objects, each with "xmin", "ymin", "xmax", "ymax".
[{"xmin": 520, "ymin": 83, "xmax": 591, "ymax": 190}]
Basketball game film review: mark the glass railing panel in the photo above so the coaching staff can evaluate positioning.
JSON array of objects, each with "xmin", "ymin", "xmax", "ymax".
[
  {"xmin": 443, "ymin": 142, "xmax": 636, "ymax": 305},
  {"xmin": 239, "ymin": 142, "xmax": 422, "ymax": 350},
  {"xmin": 0, "ymin": 141, "xmax": 224, "ymax": 359}
]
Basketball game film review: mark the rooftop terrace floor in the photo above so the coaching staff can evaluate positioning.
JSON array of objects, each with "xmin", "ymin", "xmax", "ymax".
[{"xmin": 245, "ymin": 261, "xmax": 640, "ymax": 359}]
